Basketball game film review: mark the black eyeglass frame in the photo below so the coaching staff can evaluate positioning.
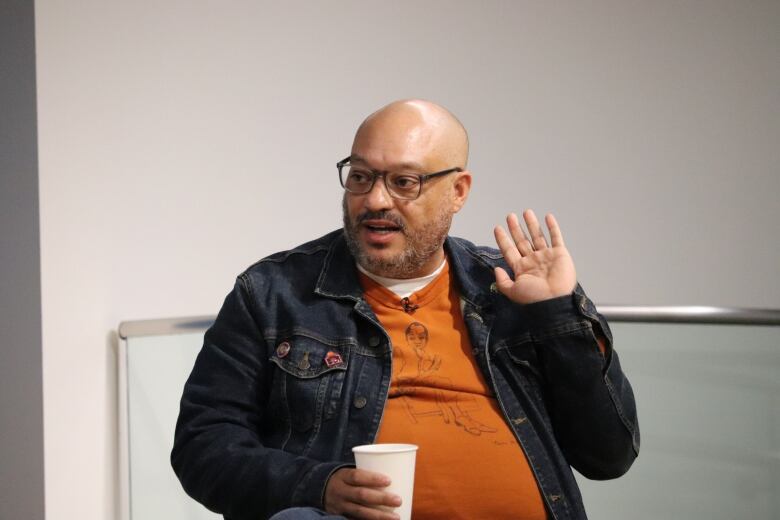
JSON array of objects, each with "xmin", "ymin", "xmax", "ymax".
[{"xmin": 337, "ymin": 156, "xmax": 463, "ymax": 200}]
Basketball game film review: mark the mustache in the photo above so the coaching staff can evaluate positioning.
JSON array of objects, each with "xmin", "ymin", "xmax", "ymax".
[{"xmin": 355, "ymin": 210, "xmax": 406, "ymax": 231}]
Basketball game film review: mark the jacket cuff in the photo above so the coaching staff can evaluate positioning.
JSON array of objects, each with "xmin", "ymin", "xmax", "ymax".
[
  {"xmin": 515, "ymin": 288, "xmax": 600, "ymax": 334},
  {"xmin": 292, "ymin": 461, "xmax": 355, "ymax": 510}
]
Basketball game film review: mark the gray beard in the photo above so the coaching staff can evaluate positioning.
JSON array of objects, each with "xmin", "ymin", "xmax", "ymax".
[{"xmin": 342, "ymin": 196, "xmax": 452, "ymax": 279}]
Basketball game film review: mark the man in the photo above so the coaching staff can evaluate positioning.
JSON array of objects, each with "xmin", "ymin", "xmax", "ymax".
[{"xmin": 172, "ymin": 100, "xmax": 639, "ymax": 520}]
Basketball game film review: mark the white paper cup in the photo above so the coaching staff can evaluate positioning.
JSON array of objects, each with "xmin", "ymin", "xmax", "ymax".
[{"xmin": 352, "ymin": 443, "xmax": 418, "ymax": 520}]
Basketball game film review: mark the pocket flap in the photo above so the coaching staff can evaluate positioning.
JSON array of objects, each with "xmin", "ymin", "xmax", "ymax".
[{"xmin": 269, "ymin": 335, "xmax": 349, "ymax": 379}]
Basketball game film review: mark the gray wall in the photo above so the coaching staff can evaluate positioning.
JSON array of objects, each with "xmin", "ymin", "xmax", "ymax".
[{"xmin": 0, "ymin": 1, "xmax": 45, "ymax": 519}]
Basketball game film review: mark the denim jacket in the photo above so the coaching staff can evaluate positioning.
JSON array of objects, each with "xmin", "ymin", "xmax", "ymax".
[{"xmin": 172, "ymin": 230, "xmax": 639, "ymax": 520}]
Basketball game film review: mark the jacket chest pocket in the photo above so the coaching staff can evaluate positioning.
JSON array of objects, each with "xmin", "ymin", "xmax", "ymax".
[{"xmin": 269, "ymin": 335, "xmax": 350, "ymax": 436}]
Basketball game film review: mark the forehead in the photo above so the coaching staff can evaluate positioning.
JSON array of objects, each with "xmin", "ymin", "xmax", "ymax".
[
  {"xmin": 350, "ymin": 153, "xmax": 425, "ymax": 172},
  {"xmin": 350, "ymin": 116, "xmax": 448, "ymax": 171}
]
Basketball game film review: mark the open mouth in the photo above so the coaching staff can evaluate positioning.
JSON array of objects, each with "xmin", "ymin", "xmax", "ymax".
[
  {"xmin": 360, "ymin": 219, "xmax": 403, "ymax": 243},
  {"xmin": 364, "ymin": 224, "xmax": 401, "ymax": 234}
]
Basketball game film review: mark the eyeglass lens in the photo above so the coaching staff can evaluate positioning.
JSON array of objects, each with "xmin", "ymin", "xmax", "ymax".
[{"xmin": 341, "ymin": 165, "xmax": 422, "ymax": 200}]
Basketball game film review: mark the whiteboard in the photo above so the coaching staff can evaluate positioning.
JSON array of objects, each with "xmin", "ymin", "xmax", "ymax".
[
  {"xmin": 575, "ymin": 322, "xmax": 780, "ymax": 519},
  {"xmin": 119, "ymin": 323, "xmax": 219, "ymax": 520}
]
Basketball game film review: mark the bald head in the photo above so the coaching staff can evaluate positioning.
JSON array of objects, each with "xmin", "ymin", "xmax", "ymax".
[{"xmin": 352, "ymin": 99, "xmax": 469, "ymax": 170}]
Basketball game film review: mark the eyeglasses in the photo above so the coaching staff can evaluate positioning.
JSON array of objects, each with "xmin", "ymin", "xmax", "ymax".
[{"xmin": 337, "ymin": 156, "xmax": 462, "ymax": 200}]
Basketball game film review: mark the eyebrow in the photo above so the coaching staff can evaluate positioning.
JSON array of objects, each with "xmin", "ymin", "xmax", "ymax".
[{"xmin": 350, "ymin": 154, "xmax": 426, "ymax": 172}]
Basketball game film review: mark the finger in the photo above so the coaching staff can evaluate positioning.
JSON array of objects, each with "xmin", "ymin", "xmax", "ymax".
[
  {"xmin": 347, "ymin": 486, "xmax": 402, "ymax": 509},
  {"xmin": 341, "ymin": 502, "xmax": 401, "ymax": 520},
  {"xmin": 546, "ymin": 213, "xmax": 566, "ymax": 248},
  {"xmin": 493, "ymin": 225, "xmax": 523, "ymax": 266},
  {"xmin": 326, "ymin": 471, "xmax": 401, "ymax": 520},
  {"xmin": 506, "ymin": 213, "xmax": 534, "ymax": 256},
  {"xmin": 344, "ymin": 468, "xmax": 391, "ymax": 488},
  {"xmin": 523, "ymin": 209, "xmax": 548, "ymax": 250}
]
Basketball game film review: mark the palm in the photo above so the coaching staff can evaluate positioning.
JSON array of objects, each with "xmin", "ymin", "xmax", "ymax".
[{"xmin": 493, "ymin": 210, "xmax": 576, "ymax": 305}]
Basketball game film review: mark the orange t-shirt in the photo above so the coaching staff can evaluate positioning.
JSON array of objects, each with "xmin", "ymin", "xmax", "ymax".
[{"xmin": 359, "ymin": 263, "xmax": 548, "ymax": 520}]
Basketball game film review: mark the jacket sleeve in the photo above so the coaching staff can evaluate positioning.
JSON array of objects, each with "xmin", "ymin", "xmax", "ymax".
[
  {"xmin": 516, "ymin": 284, "xmax": 640, "ymax": 480},
  {"xmin": 171, "ymin": 274, "xmax": 348, "ymax": 519}
]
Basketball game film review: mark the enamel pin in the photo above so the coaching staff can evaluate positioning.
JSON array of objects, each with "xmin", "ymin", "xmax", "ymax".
[
  {"xmin": 276, "ymin": 341, "xmax": 291, "ymax": 358},
  {"xmin": 324, "ymin": 351, "xmax": 343, "ymax": 368}
]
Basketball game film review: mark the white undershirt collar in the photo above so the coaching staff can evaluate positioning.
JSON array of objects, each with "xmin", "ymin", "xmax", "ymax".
[{"xmin": 357, "ymin": 259, "xmax": 447, "ymax": 298}]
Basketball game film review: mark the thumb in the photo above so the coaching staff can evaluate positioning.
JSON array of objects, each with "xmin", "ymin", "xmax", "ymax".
[{"xmin": 493, "ymin": 267, "xmax": 514, "ymax": 295}]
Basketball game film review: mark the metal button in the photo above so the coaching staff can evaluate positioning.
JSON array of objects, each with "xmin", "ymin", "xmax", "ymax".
[
  {"xmin": 353, "ymin": 396, "xmax": 367, "ymax": 409},
  {"xmin": 579, "ymin": 297, "xmax": 596, "ymax": 313},
  {"xmin": 489, "ymin": 282, "xmax": 498, "ymax": 294},
  {"xmin": 368, "ymin": 336, "xmax": 381, "ymax": 347}
]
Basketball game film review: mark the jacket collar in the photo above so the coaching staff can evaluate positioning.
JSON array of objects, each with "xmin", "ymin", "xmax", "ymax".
[
  {"xmin": 314, "ymin": 230, "xmax": 497, "ymax": 311},
  {"xmin": 314, "ymin": 232, "xmax": 364, "ymax": 302},
  {"xmin": 444, "ymin": 236, "xmax": 497, "ymax": 311}
]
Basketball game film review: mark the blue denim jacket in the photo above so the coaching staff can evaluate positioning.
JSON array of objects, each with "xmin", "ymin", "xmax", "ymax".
[{"xmin": 172, "ymin": 230, "xmax": 639, "ymax": 520}]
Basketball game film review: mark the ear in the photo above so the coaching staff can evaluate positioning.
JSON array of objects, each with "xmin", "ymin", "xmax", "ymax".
[{"xmin": 451, "ymin": 171, "xmax": 472, "ymax": 213}]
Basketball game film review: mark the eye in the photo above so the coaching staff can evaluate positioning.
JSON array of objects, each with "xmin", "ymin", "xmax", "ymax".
[
  {"xmin": 347, "ymin": 169, "xmax": 371, "ymax": 184},
  {"xmin": 391, "ymin": 175, "xmax": 421, "ymax": 190}
]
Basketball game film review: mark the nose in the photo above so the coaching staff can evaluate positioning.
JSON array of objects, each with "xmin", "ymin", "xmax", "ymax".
[{"xmin": 362, "ymin": 175, "xmax": 394, "ymax": 211}]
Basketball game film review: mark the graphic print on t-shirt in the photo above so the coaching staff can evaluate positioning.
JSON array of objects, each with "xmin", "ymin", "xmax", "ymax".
[{"xmin": 392, "ymin": 321, "xmax": 497, "ymax": 436}]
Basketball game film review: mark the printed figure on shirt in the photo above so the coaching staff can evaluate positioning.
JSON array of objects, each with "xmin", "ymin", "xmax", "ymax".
[{"xmin": 393, "ymin": 321, "xmax": 497, "ymax": 436}]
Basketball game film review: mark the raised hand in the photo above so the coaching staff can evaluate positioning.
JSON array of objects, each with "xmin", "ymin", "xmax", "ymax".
[{"xmin": 493, "ymin": 210, "xmax": 576, "ymax": 305}]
